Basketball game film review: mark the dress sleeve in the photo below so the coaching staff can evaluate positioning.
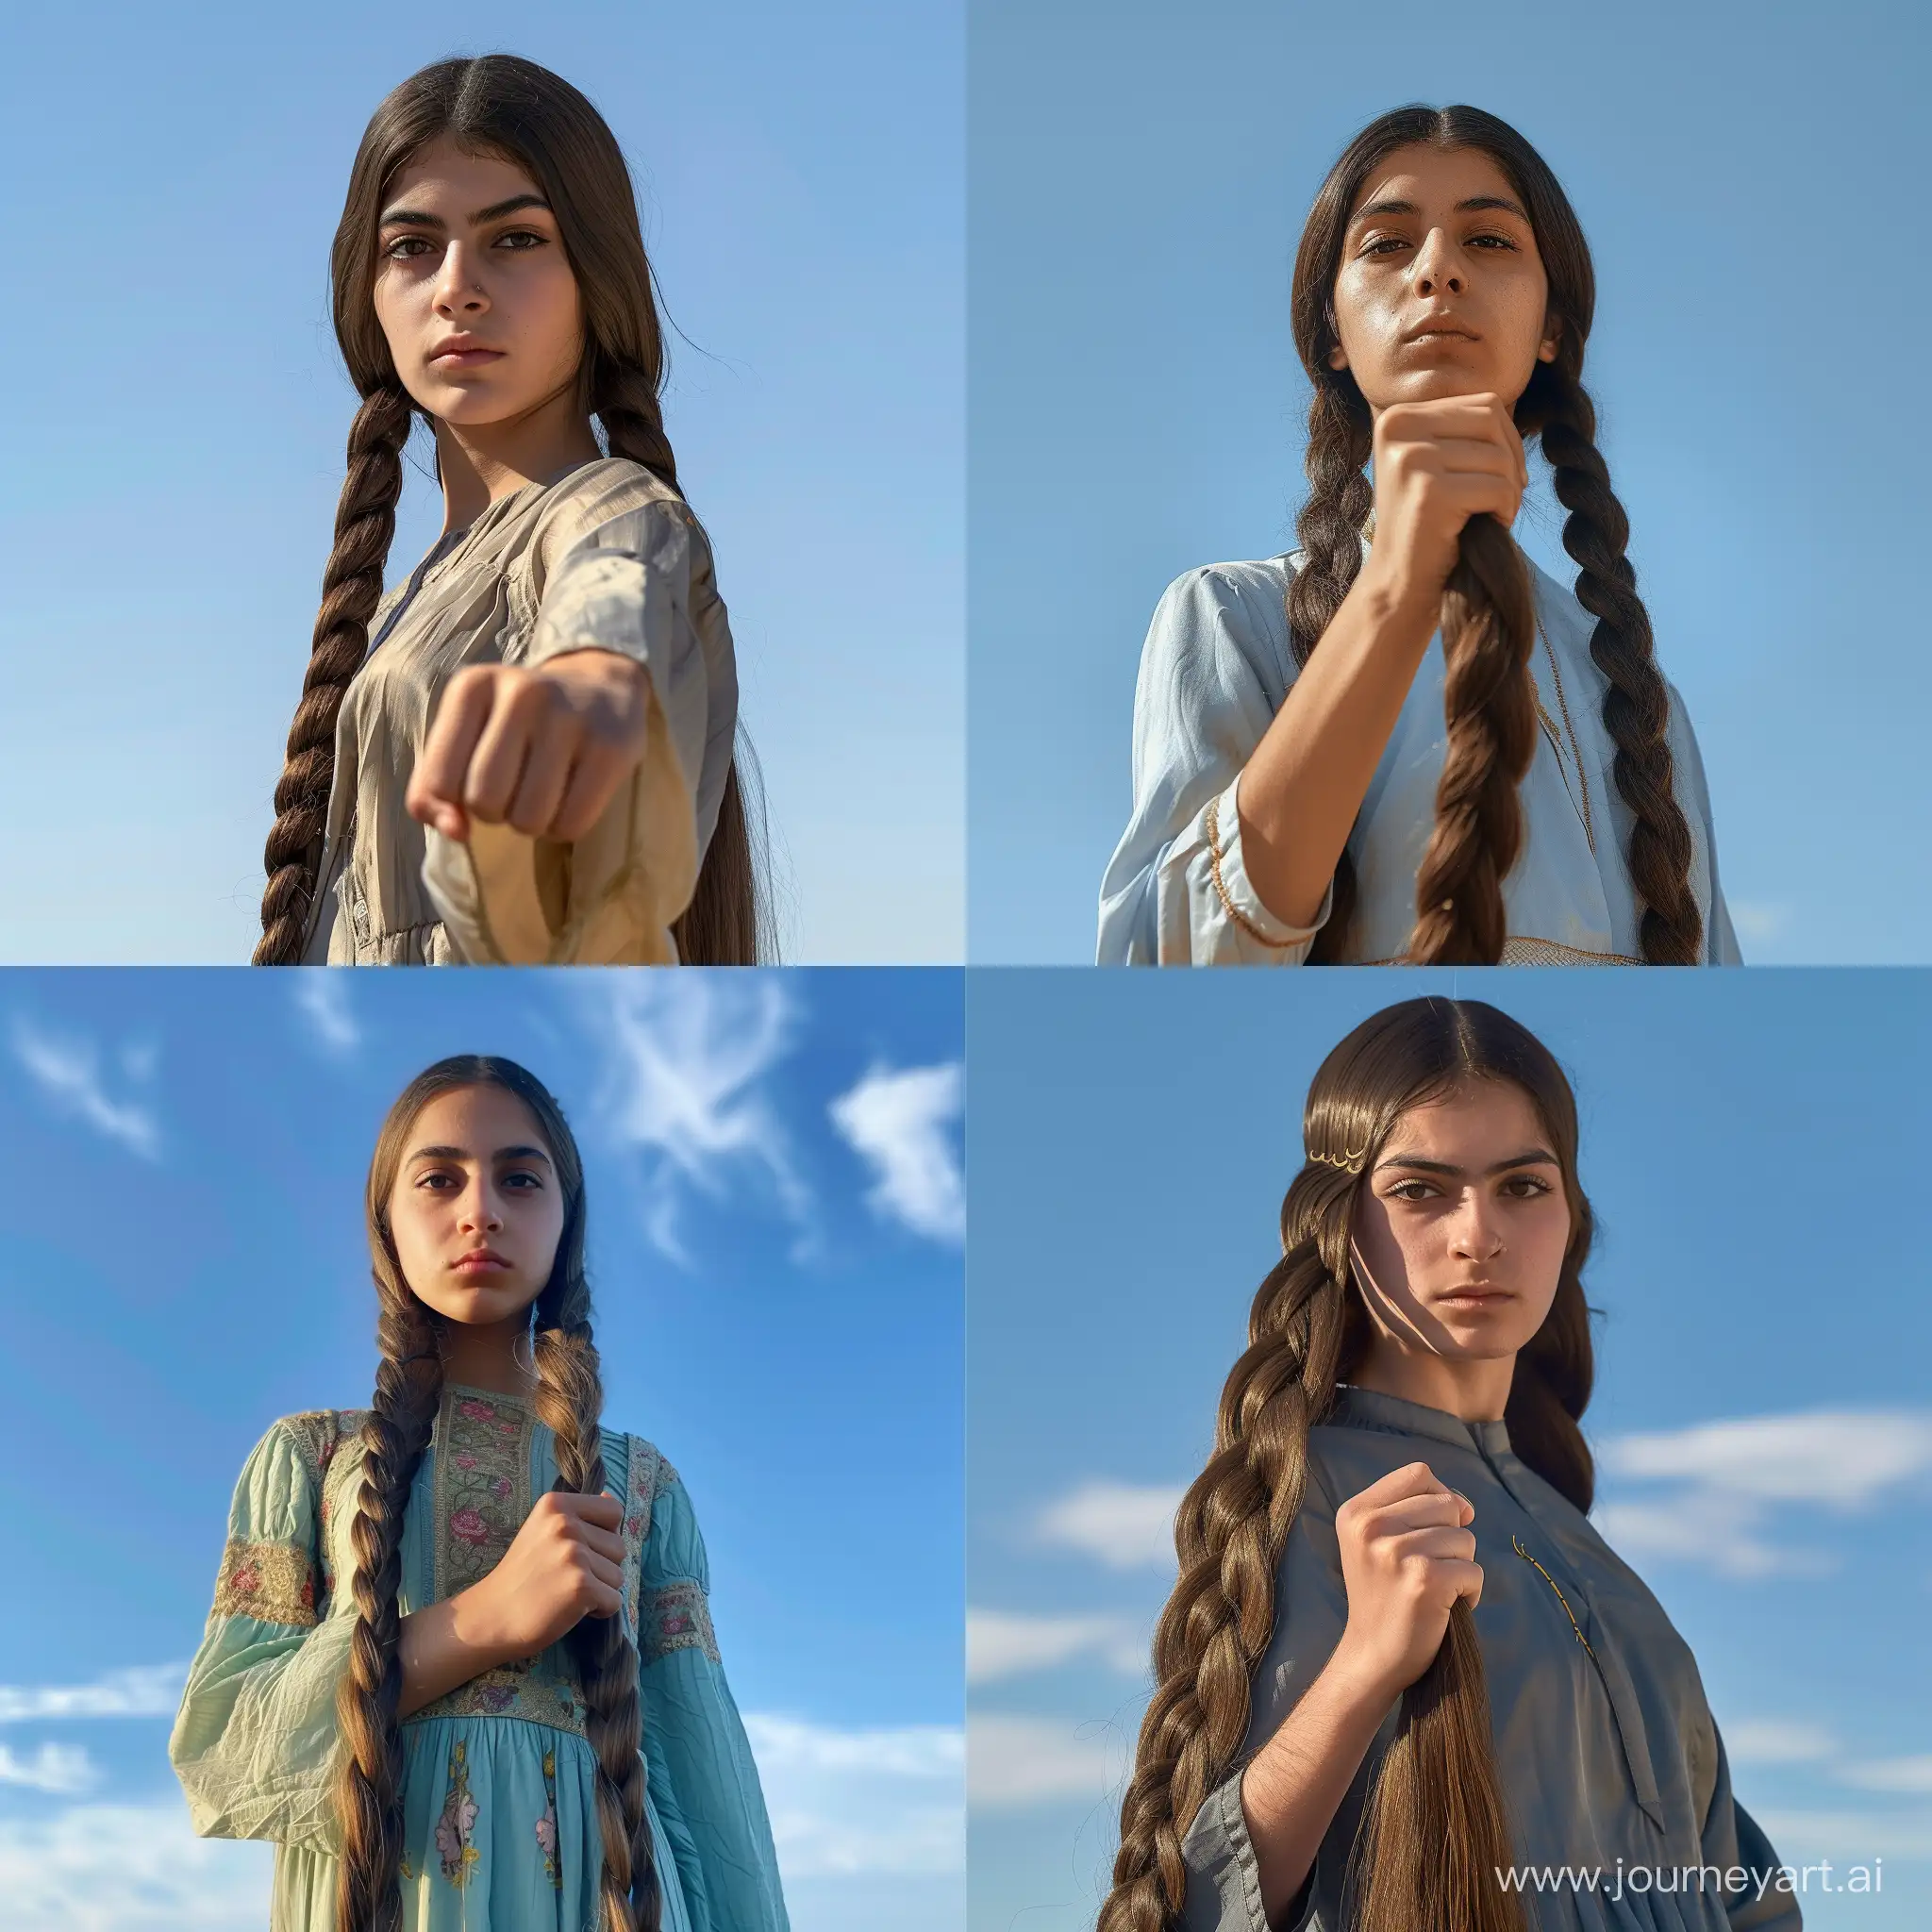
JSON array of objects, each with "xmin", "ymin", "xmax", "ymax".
[
  {"xmin": 1176, "ymin": 1462, "xmax": 1356, "ymax": 1932},
  {"xmin": 635, "ymin": 1457, "xmax": 790, "ymax": 1932},
  {"xmin": 1698, "ymin": 1724, "xmax": 1803, "ymax": 1930},
  {"xmin": 168, "ymin": 1418, "xmax": 356, "ymax": 1850},
  {"xmin": 1096, "ymin": 566, "xmax": 1332, "ymax": 966}
]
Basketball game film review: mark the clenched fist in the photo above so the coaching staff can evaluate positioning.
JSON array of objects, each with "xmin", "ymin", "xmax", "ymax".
[{"xmin": 464, "ymin": 1489, "xmax": 627, "ymax": 1658}]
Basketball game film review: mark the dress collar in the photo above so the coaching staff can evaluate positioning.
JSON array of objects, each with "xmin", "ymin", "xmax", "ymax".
[{"xmin": 1325, "ymin": 1382, "xmax": 1512, "ymax": 1461}]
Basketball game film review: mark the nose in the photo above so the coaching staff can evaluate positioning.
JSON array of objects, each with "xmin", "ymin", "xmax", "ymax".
[
  {"xmin": 456, "ymin": 1177, "xmax": 505, "ymax": 1237},
  {"xmin": 432, "ymin": 240, "xmax": 489, "ymax": 319},
  {"xmin": 1410, "ymin": 225, "xmax": 1466, "ymax": 298},
  {"xmin": 1448, "ymin": 1190, "xmax": 1505, "ymax": 1262}
]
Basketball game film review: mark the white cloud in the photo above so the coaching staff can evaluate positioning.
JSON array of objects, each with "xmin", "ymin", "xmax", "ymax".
[
  {"xmin": 0, "ymin": 1663, "xmax": 189, "ymax": 1725},
  {"xmin": 744, "ymin": 1714, "xmax": 962, "ymax": 1878},
  {"xmin": 967, "ymin": 1610, "xmax": 1145, "ymax": 1685},
  {"xmin": 1726, "ymin": 902, "xmax": 1791, "ymax": 944},
  {"xmin": 1590, "ymin": 1493, "xmax": 1833, "ymax": 1582},
  {"xmin": 292, "ymin": 973, "xmax": 359, "ymax": 1054},
  {"xmin": 967, "ymin": 1713, "xmax": 1122, "ymax": 1810},
  {"xmin": 0, "ymin": 1743, "xmax": 96, "ymax": 1793},
  {"xmin": 1750, "ymin": 1808, "xmax": 1932, "ymax": 1860},
  {"xmin": 829, "ymin": 1062, "xmax": 964, "ymax": 1244},
  {"xmin": 582, "ymin": 974, "xmax": 811, "ymax": 1261},
  {"xmin": 1835, "ymin": 1757, "xmax": 1932, "ymax": 1795},
  {"xmin": 1034, "ymin": 1480, "xmax": 1184, "ymax": 1572},
  {"xmin": 0, "ymin": 1800, "xmax": 271, "ymax": 1931},
  {"xmin": 1723, "ymin": 1719, "xmax": 1839, "ymax": 1766},
  {"xmin": 8, "ymin": 1019, "xmax": 159, "ymax": 1160}
]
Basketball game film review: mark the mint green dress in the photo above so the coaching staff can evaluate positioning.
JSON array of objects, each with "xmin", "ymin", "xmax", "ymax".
[{"xmin": 170, "ymin": 1386, "xmax": 789, "ymax": 1932}]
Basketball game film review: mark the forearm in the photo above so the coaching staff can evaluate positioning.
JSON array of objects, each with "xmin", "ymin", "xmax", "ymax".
[
  {"xmin": 395, "ymin": 1586, "xmax": 520, "ymax": 1719},
  {"xmin": 1239, "ymin": 1637, "xmax": 1399, "ymax": 1927},
  {"xmin": 1236, "ymin": 571, "xmax": 1436, "ymax": 928}
]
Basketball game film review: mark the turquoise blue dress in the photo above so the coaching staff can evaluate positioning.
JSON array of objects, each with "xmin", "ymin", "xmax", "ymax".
[{"xmin": 170, "ymin": 1385, "xmax": 789, "ymax": 1932}]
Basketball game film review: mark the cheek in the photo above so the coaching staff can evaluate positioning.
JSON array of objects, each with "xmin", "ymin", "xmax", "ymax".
[{"xmin": 1354, "ymin": 1196, "xmax": 1425, "ymax": 1292}]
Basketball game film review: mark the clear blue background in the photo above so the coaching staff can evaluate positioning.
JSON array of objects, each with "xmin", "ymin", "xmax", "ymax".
[
  {"xmin": 0, "ymin": 0, "xmax": 961, "ymax": 965},
  {"xmin": 968, "ymin": 969, "xmax": 1932, "ymax": 1931},
  {"xmin": 0, "ymin": 966, "xmax": 963, "ymax": 1931},
  {"xmin": 967, "ymin": 0, "xmax": 1932, "ymax": 963}
]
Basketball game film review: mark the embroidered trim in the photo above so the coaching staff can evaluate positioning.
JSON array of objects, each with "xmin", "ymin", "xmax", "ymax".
[
  {"xmin": 214, "ymin": 1537, "xmax": 318, "ymax": 1627},
  {"xmin": 641, "ymin": 1580, "xmax": 720, "ymax": 1665},
  {"xmin": 622, "ymin": 1437, "xmax": 665, "ymax": 1635},
  {"xmin": 435, "ymin": 1739, "xmax": 481, "ymax": 1888},
  {"xmin": 1360, "ymin": 934, "xmax": 1643, "ymax": 968},
  {"xmin": 1203, "ymin": 792, "xmax": 1306, "ymax": 950},
  {"xmin": 433, "ymin": 1391, "xmax": 532, "ymax": 1600},
  {"xmin": 1511, "ymin": 1534, "xmax": 1597, "ymax": 1659},
  {"xmin": 537, "ymin": 1747, "xmax": 562, "ymax": 1890},
  {"xmin": 411, "ymin": 1659, "xmax": 587, "ymax": 1737}
]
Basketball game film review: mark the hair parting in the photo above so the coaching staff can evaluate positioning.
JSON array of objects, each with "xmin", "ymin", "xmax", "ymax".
[
  {"xmin": 1098, "ymin": 998, "xmax": 1595, "ymax": 1932},
  {"xmin": 1287, "ymin": 103, "xmax": 1701, "ymax": 964},
  {"xmin": 332, "ymin": 1054, "xmax": 658, "ymax": 1931}
]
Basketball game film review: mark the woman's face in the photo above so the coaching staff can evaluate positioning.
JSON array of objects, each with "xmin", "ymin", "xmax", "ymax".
[
  {"xmin": 372, "ymin": 135, "xmax": 586, "ymax": 429},
  {"xmin": 1326, "ymin": 142, "xmax": 1560, "ymax": 414},
  {"xmin": 1350, "ymin": 1077, "xmax": 1573, "ymax": 1366},
  {"xmin": 386, "ymin": 1083, "xmax": 567, "ymax": 1328}
]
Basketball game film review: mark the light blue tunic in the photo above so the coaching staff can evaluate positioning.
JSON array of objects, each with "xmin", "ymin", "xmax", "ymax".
[
  {"xmin": 1097, "ymin": 551, "xmax": 1740, "ymax": 965},
  {"xmin": 170, "ymin": 1387, "xmax": 789, "ymax": 1932}
]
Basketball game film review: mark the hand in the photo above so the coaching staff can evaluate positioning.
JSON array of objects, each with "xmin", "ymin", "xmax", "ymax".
[
  {"xmin": 1357, "ymin": 393, "xmax": 1527, "ymax": 622},
  {"xmin": 406, "ymin": 649, "xmax": 652, "ymax": 844},
  {"xmin": 461, "ymin": 1490, "xmax": 626, "ymax": 1659},
  {"xmin": 1328, "ymin": 1460, "xmax": 1481, "ymax": 1700}
]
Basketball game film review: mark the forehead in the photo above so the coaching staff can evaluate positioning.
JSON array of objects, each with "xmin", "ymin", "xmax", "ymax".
[
  {"xmin": 1383, "ymin": 1079, "xmax": 1550, "ymax": 1157},
  {"xmin": 1348, "ymin": 142, "xmax": 1523, "ymax": 221},
  {"xmin": 407, "ymin": 1081, "xmax": 549, "ymax": 1153},
  {"xmin": 383, "ymin": 136, "xmax": 542, "ymax": 211}
]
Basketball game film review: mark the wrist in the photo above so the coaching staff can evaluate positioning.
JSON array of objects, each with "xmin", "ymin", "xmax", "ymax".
[
  {"xmin": 1349, "ymin": 557, "xmax": 1441, "ymax": 647},
  {"xmin": 1323, "ymin": 1627, "xmax": 1406, "ymax": 1716},
  {"xmin": 448, "ymin": 1577, "xmax": 519, "ymax": 1669}
]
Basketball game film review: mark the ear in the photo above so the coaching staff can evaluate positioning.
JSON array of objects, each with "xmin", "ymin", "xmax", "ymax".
[
  {"xmin": 1327, "ymin": 341, "xmax": 1350, "ymax": 372},
  {"xmin": 1537, "ymin": 314, "xmax": 1562, "ymax": 365}
]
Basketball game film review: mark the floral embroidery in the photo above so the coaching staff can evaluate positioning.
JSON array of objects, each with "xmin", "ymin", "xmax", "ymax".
[
  {"xmin": 537, "ymin": 1747, "xmax": 562, "ymax": 1890},
  {"xmin": 213, "ymin": 1538, "xmax": 318, "ymax": 1627},
  {"xmin": 621, "ymin": 1437, "xmax": 664, "ymax": 1632},
  {"xmin": 450, "ymin": 1507, "xmax": 490, "ymax": 1547},
  {"xmin": 641, "ymin": 1580, "xmax": 720, "ymax": 1665},
  {"xmin": 435, "ymin": 1740, "xmax": 481, "ymax": 1887},
  {"xmin": 410, "ymin": 1657, "xmax": 589, "ymax": 1736},
  {"xmin": 432, "ymin": 1389, "xmax": 530, "ymax": 1598},
  {"xmin": 458, "ymin": 1399, "xmax": 496, "ymax": 1423}
]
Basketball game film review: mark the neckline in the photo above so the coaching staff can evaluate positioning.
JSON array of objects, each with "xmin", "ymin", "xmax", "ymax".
[
  {"xmin": 1327, "ymin": 1382, "xmax": 1513, "ymax": 1459},
  {"xmin": 441, "ymin": 1380, "xmax": 537, "ymax": 1410}
]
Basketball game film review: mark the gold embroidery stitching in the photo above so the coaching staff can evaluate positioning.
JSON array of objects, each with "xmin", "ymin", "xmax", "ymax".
[
  {"xmin": 642, "ymin": 1581, "xmax": 720, "ymax": 1665},
  {"xmin": 411, "ymin": 1659, "xmax": 587, "ymax": 1737},
  {"xmin": 622, "ymin": 1437, "xmax": 663, "ymax": 1635},
  {"xmin": 213, "ymin": 1537, "xmax": 318, "ymax": 1627},
  {"xmin": 434, "ymin": 1390, "xmax": 532, "ymax": 1599},
  {"xmin": 1511, "ymin": 1534, "xmax": 1597, "ymax": 1659},
  {"xmin": 1204, "ymin": 792, "xmax": 1306, "ymax": 950},
  {"xmin": 1358, "ymin": 935, "xmax": 1643, "ymax": 968}
]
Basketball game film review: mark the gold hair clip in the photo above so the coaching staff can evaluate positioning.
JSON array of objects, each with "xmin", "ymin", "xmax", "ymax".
[
  {"xmin": 1308, "ymin": 1142, "xmax": 1371, "ymax": 1174},
  {"xmin": 1511, "ymin": 1534, "xmax": 1596, "ymax": 1659}
]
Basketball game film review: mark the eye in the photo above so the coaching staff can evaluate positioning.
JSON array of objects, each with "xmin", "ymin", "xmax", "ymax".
[
  {"xmin": 1466, "ymin": 231, "xmax": 1519, "ymax": 251},
  {"xmin": 1385, "ymin": 1177, "xmax": 1438, "ymax": 1202},
  {"xmin": 415, "ymin": 1167, "xmax": 460, "ymax": 1191},
  {"xmin": 493, "ymin": 228, "xmax": 548, "ymax": 251},
  {"xmin": 1360, "ymin": 234, "xmax": 1410, "ymax": 257},
  {"xmin": 1501, "ymin": 1173, "xmax": 1555, "ymax": 1198},
  {"xmin": 382, "ymin": 234, "xmax": 434, "ymax": 260}
]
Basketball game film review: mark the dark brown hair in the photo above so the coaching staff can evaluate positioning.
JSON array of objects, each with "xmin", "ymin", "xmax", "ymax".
[
  {"xmin": 1098, "ymin": 998, "xmax": 1596, "ymax": 1932},
  {"xmin": 256, "ymin": 55, "xmax": 765, "ymax": 966},
  {"xmin": 1290, "ymin": 105, "xmax": 1702, "ymax": 965},
  {"xmin": 332, "ymin": 1055, "xmax": 658, "ymax": 1932}
]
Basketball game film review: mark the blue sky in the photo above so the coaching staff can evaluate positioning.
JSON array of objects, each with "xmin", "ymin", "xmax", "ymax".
[
  {"xmin": 0, "ymin": 966, "xmax": 963, "ymax": 1932},
  {"xmin": 967, "ymin": 969, "xmax": 1932, "ymax": 1931},
  {"xmin": 0, "ymin": 0, "xmax": 960, "ymax": 965},
  {"xmin": 967, "ymin": 0, "xmax": 1932, "ymax": 963}
]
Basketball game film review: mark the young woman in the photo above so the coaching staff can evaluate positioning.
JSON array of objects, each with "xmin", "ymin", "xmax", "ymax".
[
  {"xmin": 1097, "ymin": 107, "xmax": 1738, "ymax": 967},
  {"xmin": 1098, "ymin": 999, "xmax": 1794, "ymax": 1932},
  {"xmin": 257, "ymin": 55, "xmax": 765, "ymax": 968},
  {"xmin": 170, "ymin": 1057, "xmax": 788, "ymax": 1932}
]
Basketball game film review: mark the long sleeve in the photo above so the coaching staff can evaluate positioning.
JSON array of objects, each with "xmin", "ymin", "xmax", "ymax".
[
  {"xmin": 636, "ymin": 1459, "xmax": 789, "ymax": 1932},
  {"xmin": 1699, "ymin": 1725, "xmax": 1803, "ymax": 1930},
  {"xmin": 1097, "ymin": 563, "xmax": 1331, "ymax": 966},
  {"xmin": 169, "ymin": 1417, "xmax": 356, "ymax": 1850}
]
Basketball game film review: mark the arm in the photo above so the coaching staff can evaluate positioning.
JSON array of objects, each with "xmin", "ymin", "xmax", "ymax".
[
  {"xmin": 635, "ymin": 1457, "xmax": 790, "ymax": 1932},
  {"xmin": 1701, "ymin": 1724, "xmax": 1804, "ymax": 1931}
]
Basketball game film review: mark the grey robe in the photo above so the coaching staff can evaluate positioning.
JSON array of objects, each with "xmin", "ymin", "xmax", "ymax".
[{"xmin": 1180, "ymin": 1386, "xmax": 1799, "ymax": 1931}]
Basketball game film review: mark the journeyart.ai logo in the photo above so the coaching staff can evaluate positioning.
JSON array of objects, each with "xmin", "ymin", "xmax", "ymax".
[{"xmin": 1494, "ymin": 1860, "xmax": 1884, "ymax": 1904}]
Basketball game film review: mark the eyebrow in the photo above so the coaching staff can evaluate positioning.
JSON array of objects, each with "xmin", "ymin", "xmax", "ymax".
[
  {"xmin": 377, "ymin": 192, "xmax": 551, "ymax": 230},
  {"xmin": 1350, "ymin": 193, "xmax": 1529, "ymax": 225},
  {"xmin": 1372, "ymin": 1147, "xmax": 1558, "ymax": 1178},
  {"xmin": 408, "ymin": 1142, "xmax": 555, "ymax": 1166}
]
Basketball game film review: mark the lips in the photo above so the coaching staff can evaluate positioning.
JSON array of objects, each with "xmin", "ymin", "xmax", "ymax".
[
  {"xmin": 1402, "ymin": 319, "xmax": 1478, "ymax": 344},
  {"xmin": 454, "ymin": 1248, "xmax": 511, "ymax": 1274},
  {"xmin": 427, "ymin": 338, "xmax": 505, "ymax": 367}
]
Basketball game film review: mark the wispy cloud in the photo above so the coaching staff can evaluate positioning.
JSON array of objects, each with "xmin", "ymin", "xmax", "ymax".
[
  {"xmin": 1724, "ymin": 1718, "xmax": 1839, "ymax": 1766},
  {"xmin": 967, "ymin": 1713, "xmax": 1121, "ymax": 1810},
  {"xmin": 1727, "ymin": 902, "xmax": 1792, "ymax": 945},
  {"xmin": 0, "ymin": 1663, "xmax": 188, "ymax": 1725},
  {"xmin": 1034, "ymin": 1480, "xmax": 1184, "ymax": 1571},
  {"xmin": 829, "ymin": 1062, "xmax": 964, "ymax": 1244},
  {"xmin": 292, "ymin": 974, "xmax": 359, "ymax": 1055},
  {"xmin": 0, "ymin": 1743, "xmax": 95, "ymax": 1794},
  {"xmin": 0, "ymin": 1800, "xmax": 271, "ymax": 1931},
  {"xmin": 580, "ymin": 974, "xmax": 810, "ymax": 1262},
  {"xmin": 1751, "ymin": 1807, "xmax": 1932, "ymax": 1860},
  {"xmin": 968, "ymin": 1609, "xmax": 1146, "ymax": 1685},
  {"xmin": 1835, "ymin": 1757, "xmax": 1932, "ymax": 1795},
  {"xmin": 744, "ymin": 1713, "xmax": 962, "ymax": 1878},
  {"xmin": 8, "ymin": 1019, "xmax": 160, "ymax": 1160},
  {"xmin": 1595, "ymin": 1408, "xmax": 1932, "ymax": 1580}
]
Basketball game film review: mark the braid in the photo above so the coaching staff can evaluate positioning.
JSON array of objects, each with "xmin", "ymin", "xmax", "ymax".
[
  {"xmin": 1406, "ymin": 517, "xmax": 1538, "ymax": 963},
  {"xmin": 594, "ymin": 355, "xmax": 678, "ymax": 490},
  {"xmin": 532, "ymin": 1293, "xmax": 658, "ymax": 1932},
  {"xmin": 256, "ymin": 385, "xmax": 412, "ymax": 965},
  {"xmin": 332, "ymin": 1304, "xmax": 443, "ymax": 1932},
  {"xmin": 1286, "ymin": 386, "xmax": 1374, "ymax": 963},
  {"xmin": 1539, "ymin": 371, "xmax": 1702, "ymax": 963}
]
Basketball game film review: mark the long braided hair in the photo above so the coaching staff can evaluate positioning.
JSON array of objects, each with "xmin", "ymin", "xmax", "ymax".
[
  {"xmin": 1290, "ymin": 106, "xmax": 1702, "ymax": 964},
  {"xmin": 256, "ymin": 55, "xmax": 765, "ymax": 966},
  {"xmin": 1098, "ymin": 998, "xmax": 1597, "ymax": 1932},
  {"xmin": 333, "ymin": 1056, "xmax": 658, "ymax": 1932}
]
